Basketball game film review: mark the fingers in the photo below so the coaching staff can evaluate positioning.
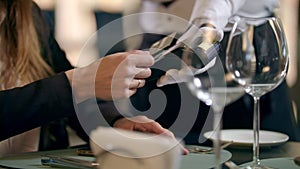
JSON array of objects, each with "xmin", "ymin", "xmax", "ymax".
[
  {"xmin": 129, "ymin": 116, "xmax": 171, "ymax": 135},
  {"xmin": 129, "ymin": 79, "xmax": 146, "ymax": 89},
  {"xmin": 131, "ymin": 118, "xmax": 189, "ymax": 155},
  {"xmin": 95, "ymin": 50, "xmax": 153, "ymax": 100},
  {"xmin": 128, "ymin": 88, "xmax": 137, "ymax": 98},
  {"xmin": 134, "ymin": 68, "xmax": 152, "ymax": 79},
  {"xmin": 200, "ymin": 27, "xmax": 223, "ymax": 42},
  {"xmin": 113, "ymin": 116, "xmax": 189, "ymax": 155},
  {"xmin": 128, "ymin": 50, "xmax": 154, "ymax": 68}
]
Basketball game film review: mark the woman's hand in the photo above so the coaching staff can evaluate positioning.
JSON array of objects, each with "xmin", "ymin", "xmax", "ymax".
[
  {"xmin": 66, "ymin": 50, "xmax": 154, "ymax": 102},
  {"xmin": 113, "ymin": 115, "xmax": 189, "ymax": 155}
]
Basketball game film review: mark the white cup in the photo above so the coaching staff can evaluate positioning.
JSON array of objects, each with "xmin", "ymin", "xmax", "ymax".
[{"xmin": 90, "ymin": 127, "xmax": 182, "ymax": 169}]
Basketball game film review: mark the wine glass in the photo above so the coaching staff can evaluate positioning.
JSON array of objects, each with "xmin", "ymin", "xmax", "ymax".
[
  {"xmin": 181, "ymin": 43, "xmax": 245, "ymax": 169},
  {"xmin": 150, "ymin": 28, "xmax": 245, "ymax": 169},
  {"xmin": 226, "ymin": 16, "xmax": 289, "ymax": 169},
  {"xmin": 187, "ymin": 72, "xmax": 245, "ymax": 169}
]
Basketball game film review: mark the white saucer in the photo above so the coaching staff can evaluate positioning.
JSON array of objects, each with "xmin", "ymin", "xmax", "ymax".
[{"xmin": 204, "ymin": 129, "xmax": 289, "ymax": 148}]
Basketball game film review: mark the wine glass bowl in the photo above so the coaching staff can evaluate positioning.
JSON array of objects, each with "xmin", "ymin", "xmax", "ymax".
[
  {"xmin": 226, "ymin": 16, "xmax": 289, "ymax": 169},
  {"xmin": 226, "ymin": 17, "xmax": 289, "ymax": 96},
  {"xmin": 187, "ymin": 72, "xmax": 245, "ymax": 107}
]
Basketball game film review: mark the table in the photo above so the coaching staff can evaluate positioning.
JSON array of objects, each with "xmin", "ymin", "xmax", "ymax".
[
  {"xmin": 229, "ymin": 141, "xmax": 300, "ymax": 164},
  {"xmin": 0, "ymin": 141, "xmax": 299, "ymax": 169},
  {"xmin": 0, "ymin": 146, "xmax": 232, "ymax": 169}
]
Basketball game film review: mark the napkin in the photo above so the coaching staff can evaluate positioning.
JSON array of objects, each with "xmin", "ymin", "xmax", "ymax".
[{"xmin": 90, "ymin": 127, "xmax": 182, "ymax": 169}]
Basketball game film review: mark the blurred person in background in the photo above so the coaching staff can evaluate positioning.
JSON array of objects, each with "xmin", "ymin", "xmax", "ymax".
[
  {"xmin": 34, "ymin": 0, "xmax": 141, "ymax": 66},
  {"xmin": 137, "ymin": 0, "xmax": 196, "ymax": 49}
]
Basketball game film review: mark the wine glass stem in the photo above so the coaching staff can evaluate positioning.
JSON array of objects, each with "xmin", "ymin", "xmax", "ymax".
[
  {"xmin": 253, "ymin": 96, "xmax": 261, "ymax": 167},
  {"xmin": 213, "ymin": 108, "xmax": 222, "ymax": 169}
]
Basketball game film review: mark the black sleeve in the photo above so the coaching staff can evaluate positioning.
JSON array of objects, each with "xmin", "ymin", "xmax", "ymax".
[
  {"xmin": 32, "ymin": 2, "xmax": 73, "ymax": 73},
  {"xmin": 67, "ymin": 100, "xmax": 126, "ymax": 143},
  {"xmin": 0, "ymin": 73, "xmax": 75, "ymax": 141}
]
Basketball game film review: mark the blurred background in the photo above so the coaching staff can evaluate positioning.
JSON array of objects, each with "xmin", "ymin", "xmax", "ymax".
[{"xmin": 33, "ymin": 0, "xmax": 300, "ymax": 146}]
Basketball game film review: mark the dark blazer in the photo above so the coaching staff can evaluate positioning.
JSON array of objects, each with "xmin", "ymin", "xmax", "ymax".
[
  {"xmin": 0, "ymin": 73, "xmax": 74, "ymax": 141},
  {"xmin": 0, "ymin": 2, "xmax": 73, "ymax": 142},
  {"xmin": 0, "ymin": 2, "xmax": 121, "ymax": 142}
]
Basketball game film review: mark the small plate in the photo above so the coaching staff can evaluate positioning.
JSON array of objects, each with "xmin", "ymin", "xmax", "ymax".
[
  {"xmin": 204, "ymin": 129, "xmax": 289, "ymax": 148},
  {"xmin": 181, "ymin": 146, "xmax": 232, "ymax": 169}
]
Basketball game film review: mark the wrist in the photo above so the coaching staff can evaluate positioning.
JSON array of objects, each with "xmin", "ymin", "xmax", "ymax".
[
  {"xmin": 65, "ymin": 68, "xmax": 92, "ymax": 103},
  {"xmin": 192, "ymin": 18, "xmax": 216, "ymax": 29},
  {"xmin": 111, "ymin": 115, "xmax": 125, "ymax": 127}
]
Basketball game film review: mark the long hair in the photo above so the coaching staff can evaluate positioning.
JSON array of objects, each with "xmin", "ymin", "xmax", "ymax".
[{"xmin": 0, "ymin": 0, "xmax": 54, "ymax": 90}]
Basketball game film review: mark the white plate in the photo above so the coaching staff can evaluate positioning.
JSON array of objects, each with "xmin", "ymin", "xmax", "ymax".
[{"xmin": 204, "ymin": 129, "xmax": 289, "ymax": 148}]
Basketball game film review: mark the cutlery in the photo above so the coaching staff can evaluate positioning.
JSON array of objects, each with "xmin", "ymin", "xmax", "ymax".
[
  {"xmin": 149, "ymin": 32, "xmax": 177, "ymax": 56},
  {"xmin": 146, "ymin": 56, "xmax": 217, "ymax": 84},
  {"xmin": 224, "ymin": 160, "xmax": 239, "ymax": 169},
  {"xmin": 41, "ymin": 155, "xmax": 99, "ymax": 169},
  {"xmin": 186, "ymin": 141, "xmax": 233, "ymax": 154},
  {"xmin": 77, "ymin": 148, "xmax": 94, "ymax": 157},
  {"xmin": 153, "ymin": 42, "xmax": 184, "ymax": 63},
  {"xmin": 150, "ymin": 29, "xmax": 221, "ymax": 63},
  {"xmin": 147, "ymin": 32, "xmax": 220, "ymax": 85},
  {"xmin": 149, "ymin": 32, "xmax": 180, "ymax": 63}
]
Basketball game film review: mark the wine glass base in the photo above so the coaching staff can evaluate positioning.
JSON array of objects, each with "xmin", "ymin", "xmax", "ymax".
[{"xmin": 239, "ymin": 164, "xmax": 277, "ymax": 169}]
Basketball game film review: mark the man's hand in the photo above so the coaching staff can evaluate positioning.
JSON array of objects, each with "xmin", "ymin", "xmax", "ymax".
[{"xmin": 177, "ymin": 24, "xmax": 223, "ymax": 48}]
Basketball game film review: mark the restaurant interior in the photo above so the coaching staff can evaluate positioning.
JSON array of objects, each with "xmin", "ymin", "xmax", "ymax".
[
  {"xmin": 33, "ymin": 0, "xmax": 300, "ymax": 145},
  {"xmin": 0, "ymin": 0, "xmax": 299, "ymax": 169}
]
